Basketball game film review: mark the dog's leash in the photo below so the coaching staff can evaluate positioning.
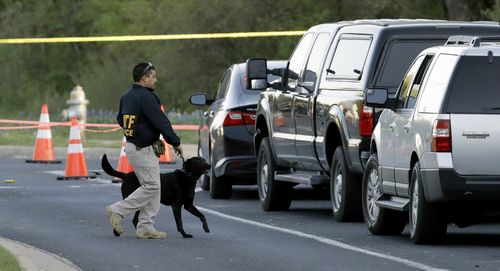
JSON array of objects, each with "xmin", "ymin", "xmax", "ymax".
[{"xmin": 180, "ymin": 155, "xmax": 186, "ymax": 169}]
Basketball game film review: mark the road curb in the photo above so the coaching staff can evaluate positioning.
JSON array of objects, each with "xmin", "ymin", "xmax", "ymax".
[{"xmin": 0, "ymin": 236, "xmax": 82, "ymax": 271}]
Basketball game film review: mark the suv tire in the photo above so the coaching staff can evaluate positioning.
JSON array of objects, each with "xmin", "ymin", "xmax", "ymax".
[
  {"xmin": 330, "ymin": 146, "xmax": 362, "ymax": 222},
  {"xmin": 257, "ymin": 137, "xmax": 292, "ymax": 211},
  {"xmin": 209, "ymin": 152, "xmax": 232, "ymax": 199},
  {"xmin": 409, "ymin": 162, "xmax": 447, "ymax": 244},
  {"xmin": 200, "ymin": 174, "xmax": 210, "ymax": 191},
  {"xmin": 362, "ymin": 153, "xmax": 406, "ymax": 235}
]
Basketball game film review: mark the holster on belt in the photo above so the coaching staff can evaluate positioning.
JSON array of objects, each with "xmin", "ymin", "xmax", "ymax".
[{"xmin": 151, "ymin": 139, "xmax": 165, "ymax": 158}]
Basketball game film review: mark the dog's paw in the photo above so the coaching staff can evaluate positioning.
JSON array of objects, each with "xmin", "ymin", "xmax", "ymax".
[
  {"xmin": 203, "ymin": 223, "xmax": 210, "ymax": 233},
  {"xmin": 182, "ymin": 233, "xmax": 193, "ymax": 238},
  {"xmin": 113, "ymin": 229, "xmax": 121, "ymax": 237}
]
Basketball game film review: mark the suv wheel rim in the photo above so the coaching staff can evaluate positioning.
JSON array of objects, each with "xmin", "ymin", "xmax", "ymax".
[
  {"xmin": 367, "ymin": 168, "xmax": 381, "ymax": 222},
  {"xmin": 410, "ymin": 175, "xmax": 419, "ymax": 236},
  {"xmin": 333, "ymin": 168, "xmax": 343, "ymax": 211},
  {"xmin": 259, "ymin": 158, "xmax": 269, "ymax": 201}
]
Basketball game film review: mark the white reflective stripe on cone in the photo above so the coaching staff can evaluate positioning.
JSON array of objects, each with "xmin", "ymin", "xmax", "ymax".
[
  {"xmin": 69, "ymin": 127, "xmax": 81, "ymax": 140},
  {"xmin": 36, "ymin": 129, "xmax": 52, "ymax": 139},
  {"xmin": 40, "ymin": 114, "xmax": 50, "ymax": 123},
  {"xmin": 67, "ymin": 144, "xmax": 84, "ymax": 154}
]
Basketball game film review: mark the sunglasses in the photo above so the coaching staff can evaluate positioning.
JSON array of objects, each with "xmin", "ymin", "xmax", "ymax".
[{"xmin": 141, "ymin": 62, "xmax": 154, "ymax": 76}]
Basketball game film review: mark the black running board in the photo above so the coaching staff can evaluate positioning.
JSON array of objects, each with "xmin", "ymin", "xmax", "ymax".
[
  {"xmin": 274, "ymin": 171, "xmax": 329, "ymax": 185},
  {"xmin": 375, "ymin": 196, "xmax": 409, "ymax": 211}
]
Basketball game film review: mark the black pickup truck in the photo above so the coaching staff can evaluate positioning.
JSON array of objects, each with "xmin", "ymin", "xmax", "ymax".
[{"xmin": 246, "ymin": 19, "xmax": 500, "ymax": 221}]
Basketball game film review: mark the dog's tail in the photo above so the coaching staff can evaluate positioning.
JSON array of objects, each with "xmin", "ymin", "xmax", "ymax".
[{"xmin": 101, "ymin": 154, "xmax": 126, "ymax": 179}]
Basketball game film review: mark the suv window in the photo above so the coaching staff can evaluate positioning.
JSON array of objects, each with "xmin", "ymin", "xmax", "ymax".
[
  {"xmin": 418, "ymin": 54, "xmax": 460, "ymax": 113},
  {"xmin": 327, "ymin": 34, "xmax": 372, "ymax": 80},
  {"xmin": 303, "ymin": 33, "xmax": 330, "ymax": 87},
  {"xmin": 445, "ymin": 55, "xmax": 500, "ymax": 114},
  {"xmin": 399, "ymin": 54, "xmax": 434, "ymax": 109},
  {"xmin": 396, "ymin": 55, "xmax": 424, "ymax": 109},
  {"xmin": 286, "ymin": 33, "xmax": 314, "ymax": 91},
  {"xmin": 376, "ymin": 40, "xmax": 443, "ymax": 94}
]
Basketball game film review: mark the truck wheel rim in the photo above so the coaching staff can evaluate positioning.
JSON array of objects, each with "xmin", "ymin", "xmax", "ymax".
[
  {"xmin": 367, "ymin": 168, "xmax": 380, "ymax": 222},
  {"xmin": 259, "ymin": 160, "xmax": 269, "ymax": 201},
  {"xmin": 410, "ymin": 176, "xmax": 419, "ymax": 236},
  {"xmin": 333, "ymin": 169, "xmax": 342, "ymax": 211}
]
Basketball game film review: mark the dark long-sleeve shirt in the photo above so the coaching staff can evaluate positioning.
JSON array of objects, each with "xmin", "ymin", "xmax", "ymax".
[{"xmin": 117, "ymin": 84, "xmax": 180, "ymax": 148}]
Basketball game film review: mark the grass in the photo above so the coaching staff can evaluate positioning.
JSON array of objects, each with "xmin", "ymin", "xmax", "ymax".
[
  {"xmin": 0, "ymin": 127, "xmax": 199, "ymax": 148},
  {"xmin": 0, "ymin": 244, "xmax": 20, "ymax": 271}
]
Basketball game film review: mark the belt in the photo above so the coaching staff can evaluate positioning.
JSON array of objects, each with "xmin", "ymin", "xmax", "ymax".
[
  {"xmin": 135, "ymin": 145, "xmax": 151, "ymax": 151},
  {"xmin": 128, "ymin": 142, "xmax": 150, "ymax": 151}
]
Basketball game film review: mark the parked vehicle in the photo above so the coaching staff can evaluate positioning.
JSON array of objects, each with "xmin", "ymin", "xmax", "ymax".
[
  {"xmin": 246, "ymin": 20, "xmax": 500, "ymax": 221},
  {"xmin": 190, "ymin": 61, "xmax": 286, "ymax": 199},
  {"xmin": 363, "ymin": 35, "xmax": 500, "ymax": 244}
]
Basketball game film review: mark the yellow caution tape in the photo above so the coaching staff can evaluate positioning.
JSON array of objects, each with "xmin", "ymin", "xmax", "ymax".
[
  {"xmin": 3, "ymin": 179, "xmax": 16, "ymax": 183},
  {"xmin": 0, "ymin": 30, "xmax": 305, "ymax": 44}
]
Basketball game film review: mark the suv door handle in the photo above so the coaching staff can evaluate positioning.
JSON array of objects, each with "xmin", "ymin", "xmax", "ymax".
[
  {"xmin": 403, "ymin": 123, "xmax": 412, "ymax": 132},
  {"xmin": 389, "ymin": 122, "xmax": 396, "ymax": 132}
]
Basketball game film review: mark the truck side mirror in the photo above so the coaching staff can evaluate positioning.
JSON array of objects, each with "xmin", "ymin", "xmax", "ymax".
[
  {"xmin": 245, "ymin": 58, "xmax": 268, "ymax": 90},
  {"xmin": 365, "ymin": 88, "xmax": 389, "ymax": 107},
  {"xmin": 190, "ymin": 93, "xmax": 210, "ymax": 106}
]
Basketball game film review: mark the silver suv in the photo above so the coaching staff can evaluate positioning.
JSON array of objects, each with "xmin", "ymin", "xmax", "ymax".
[{"xmin": 363, "ymin": 36, "xmax": 500, "ymax": 244}]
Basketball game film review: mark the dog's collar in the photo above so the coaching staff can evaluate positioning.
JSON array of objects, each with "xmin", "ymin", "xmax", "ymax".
[{"xmin": 177, "ymin": 169, "xmax": 197, "ymax": 179}]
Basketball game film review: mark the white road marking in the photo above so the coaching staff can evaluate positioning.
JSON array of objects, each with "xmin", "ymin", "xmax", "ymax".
[
  {"xmin": 42, "ymin": 170, "xmax": 119, "ymax": 186},
  {"xmin": 0, "ymin": 186, "xmax": 17, "ymax": 189},
  {"xmin": 195, "ymin": 188, "xmax": 447, "ymax": 271}
]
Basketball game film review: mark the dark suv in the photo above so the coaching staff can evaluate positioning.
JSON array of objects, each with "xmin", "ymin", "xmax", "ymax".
[{"xmin": 246, "ymin": 20, "xmax": 500, "ymax": 221}]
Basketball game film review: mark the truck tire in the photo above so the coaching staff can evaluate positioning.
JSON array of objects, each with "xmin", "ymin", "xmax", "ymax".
[
  {"xmin": 209, "ymin": 153, "xmax": 232, "ymax": 199},
  {"xmin": 257, "ymin": 137, "xmax": 292, "ymax": 211},
  {"xmin": 409, "ymin": 162, "xmax": 447, "ymax": 244},
  {"xmin": 330, "ymin": 146, "xmax": 362, "ymax": 222},
  {"xmin": 362, "ymin": 153, "xmax": 406, "ymax": 235}
]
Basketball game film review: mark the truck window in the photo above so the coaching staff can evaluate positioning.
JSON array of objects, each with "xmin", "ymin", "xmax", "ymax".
[
  {"xmin": 417, "ymin": 54, "xmax": 460, "ymax": 113},
  {"xmin": 303, "ymin": 33, "xmax": 330, "ymax": 87},
  {"xmin": 326, "ymin": 34, "xmax": 372, "ymax": 80},
  {"xmin": 286, "ymin": 33, "xmax": 314, "ymax": 91},
  {"xmin": 375, "ymin": 40, "xmax": 443, "ymax": 94},
  {"xmin": 445, "ymin": 55, "xmax": 500, "ymax": 114}
]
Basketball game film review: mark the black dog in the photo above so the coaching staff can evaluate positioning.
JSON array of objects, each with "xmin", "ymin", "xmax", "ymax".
[{"xmin": 101, "ymin": 154, "xmax": 210, "ymax": 238}]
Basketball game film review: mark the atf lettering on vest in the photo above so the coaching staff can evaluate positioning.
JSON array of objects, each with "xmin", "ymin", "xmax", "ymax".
[{"xmin": 123, "ymin": 114, "xmax": 136, "ymax": 137}]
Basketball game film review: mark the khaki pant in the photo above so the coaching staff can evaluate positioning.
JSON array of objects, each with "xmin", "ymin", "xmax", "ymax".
[{"xmin": 109, "ymin": 142, "xmax": 160, "ymax": 234}]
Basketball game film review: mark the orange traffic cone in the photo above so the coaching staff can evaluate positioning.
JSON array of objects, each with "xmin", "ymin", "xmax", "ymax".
[
  {"xmin": 159, "ymin": 136, "xmax": 176, "ymax": 164},
  {"xmin": 113, "ymin": 137, "xmax": 134, "ymax": 183},
  {"xmin": 57, "ymin": 117, "xmax": 96, "ymax": 180},
  {"xmin": 26, "ymin": 104, "xmax": 61, "ymax": 164}
]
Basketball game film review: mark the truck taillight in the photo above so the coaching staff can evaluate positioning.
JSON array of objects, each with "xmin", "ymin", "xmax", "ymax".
[
  {"xmin": 431, "ymin": 119, "xmax": 451, "ymax": 152},
  {"xmin": 359, "ymin": 105, "xmax": 374, "ymax": 137},
  {"xmin": 223, "ymin": 112, "xmax": 256, "ymax": 126}
]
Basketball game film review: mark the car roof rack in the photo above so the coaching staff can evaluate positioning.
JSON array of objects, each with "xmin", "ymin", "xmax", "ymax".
[{"xmin": 445, "ymin": 35, "xmax": 500, "ymax": 47}]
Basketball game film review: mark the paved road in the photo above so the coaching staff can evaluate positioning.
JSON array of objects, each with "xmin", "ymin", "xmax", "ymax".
[{"xmin": 0, "ymin": 157, "xmax": 499, "ymax": 271}]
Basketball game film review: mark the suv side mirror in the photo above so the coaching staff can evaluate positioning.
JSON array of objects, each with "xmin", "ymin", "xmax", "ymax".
[
  {"xmin": 190, "ymin": 93, "xmax": 212, "ymax": 106},
  {"xmin": 365, "ymin": 88, "xmax": 389, "ymax": 107},
  {"xmin": 245, "ymin": 58, "xmax": 268, "ymax": 90}
]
